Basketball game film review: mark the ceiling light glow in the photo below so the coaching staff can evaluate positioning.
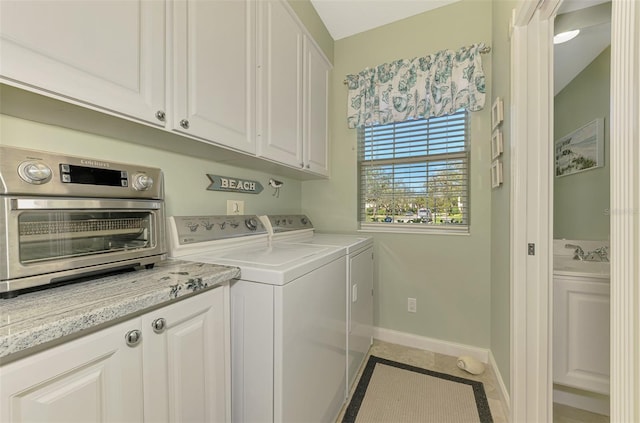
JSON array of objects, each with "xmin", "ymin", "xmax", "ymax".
[{"xmin": 554, "ymin": 29, "xmax": 580, "ymax": 44}]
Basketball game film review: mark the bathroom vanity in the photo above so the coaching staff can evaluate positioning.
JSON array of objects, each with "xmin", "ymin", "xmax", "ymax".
[{"xmin": 553, "ymin": 240, "xmax": 610, "ymax": 414}]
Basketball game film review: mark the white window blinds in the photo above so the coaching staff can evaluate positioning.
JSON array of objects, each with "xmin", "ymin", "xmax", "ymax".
[{"xmin": 358, "ymin": 110, "xmax": 470, "ymax": 231}]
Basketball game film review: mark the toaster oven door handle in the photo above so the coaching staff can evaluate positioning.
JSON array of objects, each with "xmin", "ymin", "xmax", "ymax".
[{"xmin": 11, "ymin": 198, "xmax": 163, "ymax": 210}]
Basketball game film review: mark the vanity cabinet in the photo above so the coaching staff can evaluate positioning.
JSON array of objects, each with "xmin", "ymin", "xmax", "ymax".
[
  {"xmin": 0, "ymin": 285, "xmax": 230, "ymax": 423},
  {"xmin": 0, "ymin": 0, "xmax": 166, "ymax": 127},
  {"xmin": 553, "ymin": 275, "xmax": 610, "ymax": 395},
  {"xmin": 171, "ymin": 0, "xmax": 257, "ymax": 154},
  {"xmin": 257, "ymin": 0, "xmax": 331, "ymax": 176}
]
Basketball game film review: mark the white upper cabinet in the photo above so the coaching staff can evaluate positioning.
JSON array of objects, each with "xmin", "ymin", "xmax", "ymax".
[
  {"xmin": 0, "ymin": 0, "xmax": 165, "ymax": 126},
  {"xmin": 257, "ymin": 0, "xmax": 304, "ymax": 168},
  {"xmin": 303, "ymin": 36, "xmax": 331, "ymax": 176},
  {"xmin": 172, "ymin": 0, "xmax": 256, "ymax": 154},
  {"xmin": 257, "ymin": 0, "xmax": 331, "ymax": 176}
]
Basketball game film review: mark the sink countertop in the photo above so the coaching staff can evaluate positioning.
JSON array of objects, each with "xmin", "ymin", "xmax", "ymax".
[{"xmin": 0, "ymin": 259, "xmax": 240, "ymax": 361}]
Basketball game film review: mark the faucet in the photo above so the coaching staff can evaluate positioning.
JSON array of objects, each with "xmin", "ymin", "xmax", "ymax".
[
  {"xmin": 586, "ymin": 246, "xmax": 609, "ymax": 262},
  {"xmin": 565, "ymin": 243, "xmax": 585, "ymax": 261}
]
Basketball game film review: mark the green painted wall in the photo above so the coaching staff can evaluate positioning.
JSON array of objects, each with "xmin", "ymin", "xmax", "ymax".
[
  {"xmin": 302, "ymin": 0, "xmax": 494, "ymax": 349},
  {"xmin": 554, "ymin": 47, "xmax": 611, "ymax": 241},
  {"xmin": 490, "ymin": 0, "xmax": 516, "ymax": 393}
]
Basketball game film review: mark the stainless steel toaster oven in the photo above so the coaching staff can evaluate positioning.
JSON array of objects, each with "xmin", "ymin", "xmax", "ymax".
[{"xmin": 0, "ymin": 146, "xmax": 166, "ymax": 297}]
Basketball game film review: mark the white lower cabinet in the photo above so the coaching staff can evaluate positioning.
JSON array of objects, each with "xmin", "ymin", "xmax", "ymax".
[
  {"xmin": 553, "ymin": 275, "xmax": 610, "ymax": 395},
  {"xmin": 0, "ymin": 285, "xmax": 230, "ymax": 423}
]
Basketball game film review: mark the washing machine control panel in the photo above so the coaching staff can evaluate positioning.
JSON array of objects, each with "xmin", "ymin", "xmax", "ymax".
[
  {"xmin": 171, "ymin": 215, "xmax": 267, "ymax": 245},
  {"xmin": 260, "ymin": 214, "xmax": 314, "ymax": 234}
]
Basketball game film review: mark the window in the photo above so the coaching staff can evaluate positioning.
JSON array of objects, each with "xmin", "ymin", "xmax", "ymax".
[{"xmin": 358, "ymin": 110, "xmax": 470, "ymax": 233}]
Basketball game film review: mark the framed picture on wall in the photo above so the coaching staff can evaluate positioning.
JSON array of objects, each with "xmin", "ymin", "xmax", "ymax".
[
  {"xmin": 491, "ymin": 97, "xmax": 504, "ymax": 130},
  {"xmin": 491, "ymin": 128, "xmax": 503, "ymax": 160},
  {"xmin": 554, "ymin": 118, "xmax": 605, "ymax": 177},
  {"xmin": 491, "ymin": 159, "xmax": 503, "ymax": 188}
]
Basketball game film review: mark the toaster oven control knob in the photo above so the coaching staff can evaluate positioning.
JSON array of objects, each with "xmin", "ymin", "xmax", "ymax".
[
  {"xmin": 245, "ymin": 218, "xmax": 259, "ymax": 231},
  {"xmin": 132, "ymin": 173, "xmax": 154, "ymax": 191},
  {"xmin": 18, "ymin": 161, "xmax": 52, "ymax": 184}
]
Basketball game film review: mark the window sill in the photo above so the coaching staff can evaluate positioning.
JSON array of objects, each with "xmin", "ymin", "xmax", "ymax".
[{"xmin": 358, "ymin": 223, "xmax": 470, "ymax": 236}]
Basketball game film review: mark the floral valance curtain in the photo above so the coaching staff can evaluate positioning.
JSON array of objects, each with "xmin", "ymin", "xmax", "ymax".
[{"xmin": 346, "ymin": 43, "xmax": 487, "ymax": 128}]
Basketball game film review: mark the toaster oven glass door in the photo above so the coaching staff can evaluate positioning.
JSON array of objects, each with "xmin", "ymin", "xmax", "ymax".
[{"xmin": 18, "ymin": 210, "xmax": 156, "ymax": 264}]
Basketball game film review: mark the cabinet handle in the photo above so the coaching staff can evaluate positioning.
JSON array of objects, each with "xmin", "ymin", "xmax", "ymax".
[
  {"xmin": 151, "ymin": 317, "xmax": 167, "ymax": 334},
  {"xmin": 180, "ymin": 119, "xmax": 190, "ymax": 129},
  {"xmin": 125, "ymin": 329, "xmax": 142, "ymax": 347},
  {"xmin": 155, "ymin": 110, "xmax": 166, "ymax": 122}
]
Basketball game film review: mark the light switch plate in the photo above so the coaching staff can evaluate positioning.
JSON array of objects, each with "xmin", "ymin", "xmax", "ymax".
[{"xmin": 227, "ymin": 200, "xmax": 244, "ymax": 215}]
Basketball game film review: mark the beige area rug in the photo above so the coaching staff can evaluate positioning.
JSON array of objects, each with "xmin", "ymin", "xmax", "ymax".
[{"xmin": 342, "ymin": 356, "xmax": 493, "ymax": 423}]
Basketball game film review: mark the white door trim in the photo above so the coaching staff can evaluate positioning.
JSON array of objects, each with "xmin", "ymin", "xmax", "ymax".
[
  {"xmin": 609, "ymin": 1, "xmax": 639, "ymax": 421},
  {"xmin": 510, "ymin": 2, "xmax": 558, "ymax": 421},
  {"xmin": 510, "ymin": 0, "xmax": 640, "ymax": 421}
]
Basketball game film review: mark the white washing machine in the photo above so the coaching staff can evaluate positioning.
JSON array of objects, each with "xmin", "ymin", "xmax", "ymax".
[
  {"xmin": 259, "ymin": 215, "xmax": 374, "ymax": 397},
  {"xmin": 168, "ymin": 215, "xmax": 347, "ymax": 423}
]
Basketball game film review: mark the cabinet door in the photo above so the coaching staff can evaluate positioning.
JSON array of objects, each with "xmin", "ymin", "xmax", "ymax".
[
  {"xmin": 142, "ymin": 286, "xmax": 230, "ymax": 423},
  {"xmin": 172, "ymin": 0, "xmax": 256, "ymax": 154},
  {"xmin": 257, "ymin": 0, "xmax": 304, "ymax": 168},
  {"xmin": 0, "ymin": 319, "xmax": 144, "ymax": 423},
  {"xmin": 348, "ymin": 247, "xmax": 374, "ymax": 389},
  {"xmin": 303, "ymin": 36, "xmax": 331, "ymax": 176},
  {"xmin": 553, "ymin": 276, "xmax": 610, "ymax": 394},
  {"xmin": 0, "ymin": 0, "xmax": 165, "ymax": 126}
]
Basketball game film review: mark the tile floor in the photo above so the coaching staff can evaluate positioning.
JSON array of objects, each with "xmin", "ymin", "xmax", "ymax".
[
  {"xmin": 336, "ymin": 340, "xmax": 508, "ymax": 423},
  {"xmin": 337, "ymin": 340, "xmax": 610, "ymax": 423}
]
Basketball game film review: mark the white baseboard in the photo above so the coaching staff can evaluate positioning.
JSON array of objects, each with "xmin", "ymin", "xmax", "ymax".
[
  {"xmin": 553, "ymin": 385, "xmax": 609, "ymax": 416},
  {"xmin": 373, "ymin": 327, "xmax": 511, "ymax": 419},
  {"xmin": 488, "ymin": 350, "xmax": 511, "ymax": 418},
  {"xmin": 373, "ymin": 327, "xmax": 489, "ymax": 362}
]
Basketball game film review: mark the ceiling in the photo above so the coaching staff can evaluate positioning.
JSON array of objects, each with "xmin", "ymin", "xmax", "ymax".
[
  {"xmin": 310, "ymin": 0, "xmax": 610, "ymax": 96},
  {"xmin": 309, "ymin": 0, "xmax": 461, "ymax": 40}
]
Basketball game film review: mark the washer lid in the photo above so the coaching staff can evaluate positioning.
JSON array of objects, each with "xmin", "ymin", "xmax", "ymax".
[{"xmin": 179, "ymin": 243, "xmax": 346, "ymax": 286}]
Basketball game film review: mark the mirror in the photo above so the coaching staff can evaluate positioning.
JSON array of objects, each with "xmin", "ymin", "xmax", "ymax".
[{"xmin": 553, "ymin": 1, "xmax": 611, "ymax": 241}]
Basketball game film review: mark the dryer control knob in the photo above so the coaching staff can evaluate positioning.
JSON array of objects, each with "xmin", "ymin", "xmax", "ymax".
[
  {"xmin": 301, "ymin": 217, "xmax": 309, "ymax": 225},
  {"xmin": 245, "ymin": 218, "xmax": 258, "ymax": 231},
  {"xmin": 132, "ymin": 173, "xmax": 154, "ymax": 191}
]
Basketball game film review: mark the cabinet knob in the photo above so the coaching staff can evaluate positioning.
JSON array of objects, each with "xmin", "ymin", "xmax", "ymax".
[
  {"xmin": 151, "ymin": 317, "xmax": 166, "ymax": 334},
  {"xmin": 180, "ymin": 119, "xmax": 190, "ymax": 129},
  {"xmin": 305, "ymin": 164, "xmax": 310, "ymax": 169},
  {"xmin": 125, "ymin": 329, "xmax": 142, "ymax": 347},
  {"xmin": 155, "ymin": 110, "xmax": 166, "ymax": 122}
]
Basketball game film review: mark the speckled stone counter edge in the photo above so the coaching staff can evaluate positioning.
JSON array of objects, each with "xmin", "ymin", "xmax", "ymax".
[{"xmin": 0, "ymin": 259, "xmax": 240, "ymax": 361}]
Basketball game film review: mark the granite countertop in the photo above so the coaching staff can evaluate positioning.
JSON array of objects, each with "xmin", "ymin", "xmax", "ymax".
[{"xmin": 0, "ymin": 259, "xmax": 240, "ymax": 362}]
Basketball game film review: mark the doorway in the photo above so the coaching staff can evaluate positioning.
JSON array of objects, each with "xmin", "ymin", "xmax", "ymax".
[{"xmin": 509, "ymin": 0, "xmax": 639, "ymax": 422}]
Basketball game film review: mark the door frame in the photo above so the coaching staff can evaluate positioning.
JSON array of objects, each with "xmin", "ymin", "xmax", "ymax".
[{"xmin": 509, "ymin": 0, "xmax": 640, "ymax": 421}]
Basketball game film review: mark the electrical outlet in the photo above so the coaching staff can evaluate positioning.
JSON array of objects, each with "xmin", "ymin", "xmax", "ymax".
[
  {"xmin": 226, "ymin": 200, "xmax": 244, "ymax": 215},
  {"xmin": 408, "ymin": 297, "xmax": 417, "ymax": 313}
]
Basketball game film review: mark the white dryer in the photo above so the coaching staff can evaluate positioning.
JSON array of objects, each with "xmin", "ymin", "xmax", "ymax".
[
  {"xmin": 168, "ymin": 215, "xmax": 347, "ymax": 423},
  {"xmin": 259, "ymin": 215, "xmax": 374, "ymax": 397}
]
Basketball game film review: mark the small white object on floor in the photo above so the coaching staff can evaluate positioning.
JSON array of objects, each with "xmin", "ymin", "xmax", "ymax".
[{"xmin": 457, "ymin": 355, "xmax": 485, "ymax": 375}]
